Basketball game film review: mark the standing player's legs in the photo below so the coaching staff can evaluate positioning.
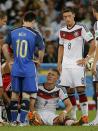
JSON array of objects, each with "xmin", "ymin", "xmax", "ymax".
[
  {"xmin": 89, "ymin": 65, "xmax": 98, "ymax": 125},
  {"xmin": 66, "ymin": 87, "xmax": 77, "ymax": 120},
  {"xmin": 59, "ymin": 68, "xmax": 77, "ymax": 120},
  {"xmin": 72, "ymin": 68, "xmax": 88, "ymax": 124},
  {"xmin": 0, "ymin": 72, "xmax": 3, "ymax": 122},
  {"xmin": 19, "ymin": 76, "xmax": 38, "ymax": 124}
]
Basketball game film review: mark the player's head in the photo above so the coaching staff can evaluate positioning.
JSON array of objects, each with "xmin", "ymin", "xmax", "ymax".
[
  {"xmin": 23, "ymin": 11, "xmax": 36, "ymax": 26},
  {"xmin": 0, "ymin": 11, "xmax": 7, "ymax": 26},
  {"xmin": 47, "ymin": 69, "xmax": 60, "ymax": 84},
  {"xmin": 92, "ymin": 1, "xmax": 98, "ymax": 19},
  {"xmin": 62, "ymin": 7, "xmax": 75, "ymax": 26}
]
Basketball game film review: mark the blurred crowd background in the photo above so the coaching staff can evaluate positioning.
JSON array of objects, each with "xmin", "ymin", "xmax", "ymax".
[{"xmin": 0, "ymin": 0, "xmax": 95, "ymax": 63}]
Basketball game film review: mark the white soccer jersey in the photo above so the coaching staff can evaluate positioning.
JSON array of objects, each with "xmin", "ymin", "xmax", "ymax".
[
  {"xmin": 59, "ymin": 23, "xmax": 93, "ymax": 68},
  {"xmin": 35, "ymin": 84, "xmax": 68, "ymax": 113}
]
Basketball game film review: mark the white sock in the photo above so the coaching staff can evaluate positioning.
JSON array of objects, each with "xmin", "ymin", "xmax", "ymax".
[
  {"xmin": 70, "ymin": 105, "xmax": 77, "ymax": 120},
  {"xmin": 80, "ymin": 102, "xmax": 88, "ymax": 116}
]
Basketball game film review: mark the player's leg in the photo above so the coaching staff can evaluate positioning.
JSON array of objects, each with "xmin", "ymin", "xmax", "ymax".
[
  {"xmin": 93, "ymin": 82, "xmax": 98, "ymax": 122},
  {"xmin": 30, "ymin": 93, "xmax": 37, "ymax": 112},
  {"xmin": 19, "ymin": 92, "xmax": 30, "ymax": 124},
  {"xmin": 10, "ymin": 76, "xmax": 20, "ymax": 123},
  {"xmin": 10, "ymin": 92, "xmax": 19, "ymax": 123},
  {"xmin": 0, "ymin": 87, "xmax": 3, "ymax": 122},
  {"xmin": 0, "ymin": 73, "xmax": 4, "ymax": 123},
  {"xmin": 73, "ymin": 68, "xmax": 88, "ymax": 124},
  {"xmin": 59, "ymin": 68, "xmax": 77, "ymax": 120},
  {"xmin": 66, "ymin": 87, "xmax": 77, "ymax": 120},
  {"xmin": 76, "ymin": 86, "xmax": 88, "ymax": 117},
  {"xmin": 88, "ymin": 67, "xmax": 98, "ymax": 125},
  {"xmin": 93, "ymin": 66, "xmax": 98, "ymax": 123},
  {"xmin": 20, "ymin": 76, "xmax": 38, "ymax": 124},
  {"xmin": 88, "ymin": 82, "xmax": 98, "ymax": 125}
]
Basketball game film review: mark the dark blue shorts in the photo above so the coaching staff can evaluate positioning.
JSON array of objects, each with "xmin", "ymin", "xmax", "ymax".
[{"xmin": 11, "ymin": 76, "xmax": 38, "ymax": 93}]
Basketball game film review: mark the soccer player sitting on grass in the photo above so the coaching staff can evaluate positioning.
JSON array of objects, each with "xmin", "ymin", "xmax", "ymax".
[{"xmin": 28, "ymin": 69, "xmax": 73, "ymax": 126}]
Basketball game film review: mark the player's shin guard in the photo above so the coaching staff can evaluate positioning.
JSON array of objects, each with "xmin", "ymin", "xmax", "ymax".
[
  {"xmin": 68, "ymin": 93, "xmax": 77, "ymax": 120},
  {"xmin": 20, "ymin": 99, "xmax": 30, "ymax": 123},
  {"xmin": 78, "ymin": 92, "xmax": 88, "ymax": 117},
  {"xmin": 10, "ymin": 100, "xmax": 18, "ymax": 122}
]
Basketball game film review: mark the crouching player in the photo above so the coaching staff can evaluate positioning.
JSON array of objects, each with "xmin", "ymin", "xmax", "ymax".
[{"xmin": 28, "ymin": 69, "xmax": 74, "ymax": 126}]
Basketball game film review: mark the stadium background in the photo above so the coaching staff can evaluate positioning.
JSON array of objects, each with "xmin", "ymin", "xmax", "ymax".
[{"xmin": 0, "ymin": 0, "xmax": 98, "ymax": 130}]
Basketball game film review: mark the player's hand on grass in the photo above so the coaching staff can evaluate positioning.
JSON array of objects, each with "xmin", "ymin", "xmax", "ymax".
[
  {"xmin": 28, "ymin": 111, "xmax": 43, "ymax": 125},
  {"xmin": 57, "ymin": 63, "xmax": 62, "ymax": 72},
  {"xmin": 58, "ymin": 111, "xmax": 67, "ymax": 123}
]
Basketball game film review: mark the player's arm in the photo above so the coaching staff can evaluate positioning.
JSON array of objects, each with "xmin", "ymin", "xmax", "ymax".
[
  {"xmin": 35, "ymin": 33, "xmax": 45, "ymax": 66},
  {"xmin": 57, "ymin": 45, "xmax": 64, "ymax": 72},
  {"xmin": 77, "ymin": 26, "xmax": 96, "ymax": 66},
  {"xmin": 2, "ymin": 44, "xmax": 11, "ymax": 62},
  {"xmin": 57, "ymin": 30, "xmax": 64, "ymax": 72},
  {"xmin": 92, "ymin": 45, "xmax": 98, "ymax": 75},
  {"xmin": 92, "ymin": 28, "xmax": 98, "ymax": 75},
  {"xmin": 58, "ymin": 87, "xmax": 72, "ymax": 123},
  {"xmin": 28, "ymin": 93, "xmax": 43, "ymax": 125},
  {"xmin": 2, "ymin": 30, "xmax": 12, "ymax": 63}
]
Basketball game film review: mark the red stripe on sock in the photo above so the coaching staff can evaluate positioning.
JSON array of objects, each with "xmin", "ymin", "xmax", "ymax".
[
  {"xmin": 68, "ymin": 95, "xmax": 77, "ymax": 106},
  {"xmin": 96, "ymin": 92, "xmax": 98, "ymax": 97}
]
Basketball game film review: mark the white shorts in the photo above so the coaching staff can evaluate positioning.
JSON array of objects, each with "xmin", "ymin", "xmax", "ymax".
[
  {"xmin": 37, "ymin": 110, "xmax": 58, "ymax": 125},
  {"xmin": 59, "ymin": 67, "xmax": 85, "ymax": 88},
  {"xmin": 0, "ymin": 72, "xmax": 3, "ymax": 87}
]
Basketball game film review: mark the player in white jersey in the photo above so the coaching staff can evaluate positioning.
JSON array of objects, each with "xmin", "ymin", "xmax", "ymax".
[
  {"xmin": 0, "ymin": 11, "xmax": 7, "ymax": 125},
  {"xmin": 88, "ymin": 1, "xmax": 98, "ymax": 126},
  {"xmin": 58, "ymin": 7, "xmax": 96, "ymax": 125},
  {"xmin": 29, "ymin": 69, "xmax": 72, "ymax": 125}
]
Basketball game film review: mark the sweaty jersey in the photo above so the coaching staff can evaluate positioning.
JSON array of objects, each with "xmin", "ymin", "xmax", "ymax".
[
  {"xmin": 59, "ymin": 23, "xmax": 93, "ymax": 68},
  {"xmin": 35, "ymin": 84, "xmax": 68, "ymax": 113},
  {"xmin": 5, "ymin": 26, "xmax": 45, "ymax": 77}
]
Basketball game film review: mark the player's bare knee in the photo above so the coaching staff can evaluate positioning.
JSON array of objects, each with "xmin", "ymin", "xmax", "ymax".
[
  {"xmin": 11, "ymin": 92, "xmax": 19, "ymax": 100},
  {"xmin": 96, "ymin": 83, "xmax": 98, "ymax": 91},
  {"xmin": 66, "ymin": 88, "xmax": 75, "ymax": 94},
  {"xmin": 22, "ymin": 92, "xmax": 30, "ymax": 99},
  {"xmin": 76, "ymin": 86, "xmax": 85, "ymax": 93}
]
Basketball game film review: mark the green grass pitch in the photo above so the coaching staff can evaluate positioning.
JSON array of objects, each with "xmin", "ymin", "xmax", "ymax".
[{"xmin": 0, "ymin": 110, "xmax": 98, "ymax": 131}]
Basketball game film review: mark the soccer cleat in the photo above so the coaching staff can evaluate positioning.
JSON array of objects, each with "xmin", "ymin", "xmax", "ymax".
[
  {"xmin": 72, "ymin": 116, "xmax": 88, "ymax": 126},
  {"xmin": 19, "ymin": 122, "xmax": 29, "ymax": 127},
  {"xmin": 10, "ymin": 121, "xmax": 17, "ymax": 126},
  {"xmin": 87, "ymin": 119, "xmax": 98, "ymax": 126},
  {"xmin": 0, "ymin": 119, "xmax": 7, "ymax": 126}
]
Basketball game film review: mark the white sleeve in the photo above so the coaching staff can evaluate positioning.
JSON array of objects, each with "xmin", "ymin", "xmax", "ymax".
[
  {"xmin": 59, "ymin": 87, "xmax": 68, "ymax": 101},
  {"xmin": 94, "ymin": 22, "xmax": 98, "ymax": 40},
  {"xmin": 81, "ymin": 25, "xmax": 94, "ymax": 42},
  {"xmin": 59, "ymin": 30, "xmax": 64, "ymax": 45}
]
